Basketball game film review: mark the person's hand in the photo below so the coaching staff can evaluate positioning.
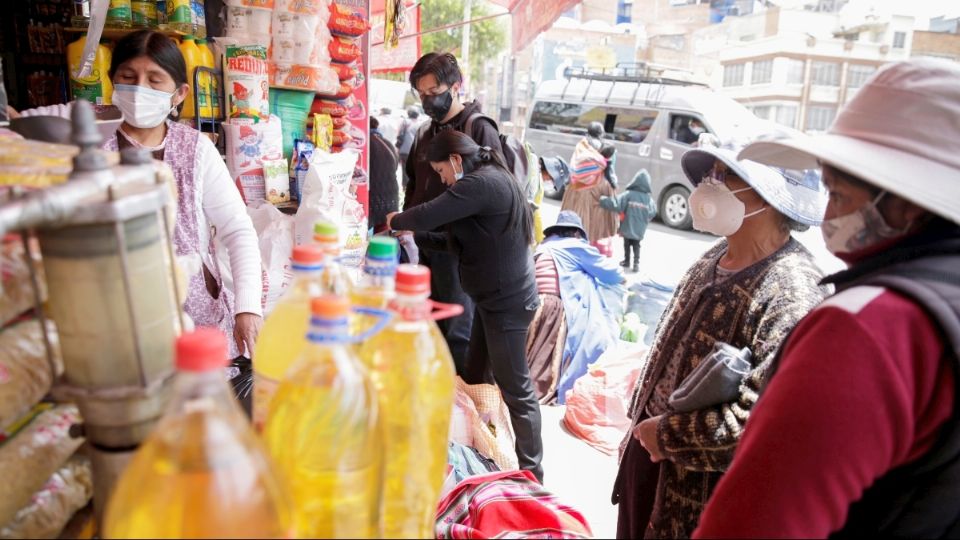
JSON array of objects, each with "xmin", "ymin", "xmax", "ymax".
[
  {"xmin": 234, "ymin": 312, "xmax": 263, "ymax": 358},
  {"xmin": 633, "ymin": 415, "xmax": 666, "ymax": 462},
  {"xmin": 5, "ymin": 105, "xmax": 21, "ymax": 120},
  {"xmin": 385, "ymin": 211, "xmax": 400, "ymax": 230}
]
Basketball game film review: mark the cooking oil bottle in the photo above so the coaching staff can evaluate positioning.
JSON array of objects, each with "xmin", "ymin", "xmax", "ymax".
[
  {"xmin": 263, "ymin": 296, "xmax": 383, "ymax": 539},
  {"xmin": 196, "ymin": 38, "xmax": 220, "ymax": 119},
  {"xmin": 177, "ymin": 35, "xmax": 202, "ymax": 120},
  {"xmin": 358, "ymin": 264, "xmax": 456, "ymax": 538},
  {"xmin": 252, "ymin": 244, "xmax": 325, "ymax": 431},
  {"xmin": 103, "ymin": 329, "xmax": 293, "ymax": 539},
  {"xmin": 67, "ymin": 35, "xmax": 113, "ymax": 105},
  {"xmin": 349, "ymin": 236, "xmax": 398, "ymax": 337},
  {"xmin": 314, "ymin": 220, "xmax": 352, "ymax": 296}
]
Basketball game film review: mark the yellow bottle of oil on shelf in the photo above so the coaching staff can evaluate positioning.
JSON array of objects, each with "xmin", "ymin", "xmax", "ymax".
[
  {"xmin": 67, "ymin": 35, "xmax": 113, "ymax": 106},
  {"xmin": 102, "ymin": 329, "xmax": 293, "ymax": 539},
  {"xmin": 251, "ymin": 244, "xmax": 325, "ymax": 431},
  {"xmin": 263, "ymin": 296, "xmax": 383, "ymax": 539},
  {"xmin": 196, "ymin": 38, "xmax": 220, "ymax": 119},
  {"xmin": 358, "ymin": 264, "xmax": 456, "ymax": 538},
  {"xmin": 349, "ymin": 236, "xmax": 398, "ymax": 337},
  {"xmin": 177, "ymin": 35, "xmax": 202, "ymax": 120}
]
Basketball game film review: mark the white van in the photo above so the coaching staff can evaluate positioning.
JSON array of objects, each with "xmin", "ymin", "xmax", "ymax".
[{"xmin": 525, "ymin": 68, "xmax": 776, "ymax": 229}]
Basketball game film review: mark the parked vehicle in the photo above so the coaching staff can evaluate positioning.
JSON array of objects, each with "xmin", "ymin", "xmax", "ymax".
[{"xmin": 525, "ymin": 66, "xmax": 781, "ymax": 229}]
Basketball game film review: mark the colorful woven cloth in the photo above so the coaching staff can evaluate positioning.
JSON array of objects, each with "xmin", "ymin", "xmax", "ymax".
[
  {"xmin": 435, "ymin": 470, "xmax": 593, "ymax": 539},
  {"xmin": 568, "ymin": 139, "xmax": 607, "ymax": 191}
]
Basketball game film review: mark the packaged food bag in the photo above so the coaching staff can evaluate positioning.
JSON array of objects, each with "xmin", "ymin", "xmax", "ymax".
[
  {"xmin": 247, "ymin": 203, "xmax": 295, "ymax": 315},
  {"xmin": 289, "ymin": 139, "xmax": 315, "ymax": 202},
  {"xmin": 294, "ymin": 149, "xmax": 359, "ymax": 246},
  {"xmin": 328, "ymin": 3, "xmax": 369, "ymax": 37},
  {"xmin": 0, "ymin": 404, "xmax": 84, "ymax": 526},
  {"xmin": 225, "ymin": 45, "xmax": 270, "ymax": 124},
  {"xmin": 311, "ymin": 113, "xmax": 333, "ymax": 151},
  {"xmin": 263, "ymin": 157, "xmax": 290, "ymax": 205},
  {"xmin": 0, "ymin": 319, "xmax": 63, "ymax": 430},
  {"xmin": 224, "ymin": 115, "xmax": 284, "ymax": 205},
  {"xmin": 0, "ymin": 455, "xmax": 93, "ymax": 540},
  {"xmin": 1, "ymin": 236, "xmax": 46, "ymax": 328}
]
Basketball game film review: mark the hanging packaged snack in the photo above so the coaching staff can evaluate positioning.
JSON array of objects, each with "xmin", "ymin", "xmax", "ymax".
[
  {"xmin": 332, "ymin": 129, "xmax": 352, "ymax": 148},
  {"xmin": 263, "ymin": 157, "xmax": 290, "ymax": 205},
  {"xmin": 331, "ymin": 116, "xmax": 348, "ymax": 129},
  {"xmin": 328, "ymin": 3, "xmax": 370, "ymax": 37},
  {"xmin": 331, "ymin": 62, "xmax": 357, "ymax": 81},
  {"xmin": 269, "ymin": 63, "xmax": 339, "ymax": 94},
  {"xmin": 311, "ymin": 113, "xmax": 334, "ymax": 151},
  {"xmin": 312, "ymin": 98, "xmax": 348, "ymax": 117},
  {"xmin": 329, "ymin": 36, "xmax": 362, "ymax": 64},
  {"xmin": 225, "ymin": 45, "xmax": 270, "ymax": 124}
]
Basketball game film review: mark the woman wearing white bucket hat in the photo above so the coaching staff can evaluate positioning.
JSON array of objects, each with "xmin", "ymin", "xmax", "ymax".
[
  {"xmin": 696, "ymin": 59, "xmax": 960, "ymax": 538},
  {"xmin": 613, "ymin": 139, "xmax": 828, "ymax": 538}
]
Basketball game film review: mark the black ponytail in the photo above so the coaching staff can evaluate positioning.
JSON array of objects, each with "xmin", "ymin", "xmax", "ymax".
[{"xmin": 426, "ymin": 130, "xmax": 534, "ymax": 245}]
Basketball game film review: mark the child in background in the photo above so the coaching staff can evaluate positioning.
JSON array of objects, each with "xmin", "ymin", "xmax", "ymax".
[{"xmin": 600, "ymin": 169, "xmax": 657, "ymax": 273}]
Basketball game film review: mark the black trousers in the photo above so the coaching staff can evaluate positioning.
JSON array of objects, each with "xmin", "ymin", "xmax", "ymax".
[
  {"xmin": 463, "ymin": 299, "xmax": 544, "ymax": 483},
  {"xmin": 613, "ymin": 424, "xmax": 661, "ymax": 539},
  {"xmin": 623, "ymin": 237, "xmax": 641, "ymax": 265},
  {"xmin": 419, "ymin": 248, "xmax": 474, "ymax": 374}
]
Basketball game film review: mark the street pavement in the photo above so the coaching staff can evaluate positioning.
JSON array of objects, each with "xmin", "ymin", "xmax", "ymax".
[{"xmin": 534, "ymin": 198, "xmax": 844, "ymax": 537}]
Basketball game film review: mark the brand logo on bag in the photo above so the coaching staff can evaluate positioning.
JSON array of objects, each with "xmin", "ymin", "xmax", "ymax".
[{"xmin": 227, "ymin": 56, "xmax": 267, "ymax": 75}]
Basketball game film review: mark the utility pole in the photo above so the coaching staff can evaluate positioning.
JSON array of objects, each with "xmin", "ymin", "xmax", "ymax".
[{"xmin": 461, "ymin": 0, "xmax": 473, "ymax": 94}]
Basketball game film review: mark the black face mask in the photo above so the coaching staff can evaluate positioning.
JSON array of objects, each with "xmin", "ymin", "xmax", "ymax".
[{"xmin": 421, "ymin": 90, "xmax": 453, "ymax": 122}]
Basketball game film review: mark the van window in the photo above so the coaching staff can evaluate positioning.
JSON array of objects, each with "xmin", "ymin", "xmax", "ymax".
[
  {"xmin": 668, "ymin": 114, "xmax": 707, "ymax": 146},
  {"xmin": 529, "ymin": 101, "xmax": 658, "ymax": 143}
]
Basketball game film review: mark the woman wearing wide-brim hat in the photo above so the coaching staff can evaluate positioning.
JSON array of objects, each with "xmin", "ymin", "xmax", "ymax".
[
  {"xmin": 696, "ymin": 59, "xmax": 960, "ymax": 538},
  {"xmin": 613, "ymin": 137, "xmax": 829, "ymax": 538}
]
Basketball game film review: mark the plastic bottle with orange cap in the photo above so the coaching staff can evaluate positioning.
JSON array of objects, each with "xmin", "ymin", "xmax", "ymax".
[
  {"xmin": 251, "ymin": 244, "xmax": 326, "ymax": 431},
  {"xmin": 103, "ymin": 329, "xmax": 293, "ymax": 539},
  {"xmin": 263, "ymin": 296, "xmax": 383, "ymax": 539},
  {"xmin": 358, "ymin": 264, "xmax": 462, "ymax": 538}
]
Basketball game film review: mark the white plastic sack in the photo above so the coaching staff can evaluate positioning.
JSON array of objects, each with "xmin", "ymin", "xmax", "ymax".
[
  {"xmin": 224, "ymin": 115, "xmax": 284, "ymax": 206},
  {"xmin": 248, "ymin": 203, "xmax": 295, "ymax": 315},
  {"xmin": 294, "ymin": 149, "xmax": 361, "ymax": 247}
]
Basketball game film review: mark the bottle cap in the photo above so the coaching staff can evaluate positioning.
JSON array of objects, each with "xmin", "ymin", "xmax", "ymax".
[
  {"xmin": 395, "ymin": 264, "xmax": 431, "ymax": 296},
  {"xmin": 176, "ymin": 328, "xmax": 229, "ymax": 372},
  {"xmin": 311, "ymin": 295, "xmax": 350, "ymax": 320},
  {"xmin": 183, "ymin": 34, "xmax": 195, "ymax": 41},
  {"xmin": 313, "ymin": 221, "xmax": 339, "ymax": 244},
  {"xmin": 366, "ymin": 236, "xmax": 398, "ymax": 260},
  {"xmin": 292, "ymin": 244, "xmax": 325, "ymax": 265},
  {"xmin": 196, "ymin": 38, "xmax": 207, "ymax": 45}
]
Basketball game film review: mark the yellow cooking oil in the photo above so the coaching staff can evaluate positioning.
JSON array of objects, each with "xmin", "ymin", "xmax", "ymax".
[
  {"xmin": 263, "ymin": 296, "xmax": 383, "ymax": 539},
  {"xmin": 358, "ymin": 264, "xmax": 456, "ymax": 538},
  {"xmin": 349, "ymin": 236, "xmax": 398, "ymax": 338}
]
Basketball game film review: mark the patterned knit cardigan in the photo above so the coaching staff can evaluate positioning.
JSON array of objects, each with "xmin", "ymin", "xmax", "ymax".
[{"xmin": 624, "ymin": 237, "xmax": 828, "ymax": 538}]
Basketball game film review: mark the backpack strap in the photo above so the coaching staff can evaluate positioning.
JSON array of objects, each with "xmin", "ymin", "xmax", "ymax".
[{"xmin": 464, "ymin": 112, "xmax": 497, "ymax": 141}]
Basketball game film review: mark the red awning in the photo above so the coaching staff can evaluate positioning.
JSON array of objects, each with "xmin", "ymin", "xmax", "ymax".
[{"xmin": 503, "ymin": 0, "xmax": 582, "ymax": 52}]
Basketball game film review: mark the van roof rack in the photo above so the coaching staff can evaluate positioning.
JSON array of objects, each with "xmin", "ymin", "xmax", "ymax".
[{"xmin": 560, "ymin": 62, "xmax": 706, "ymax": 105}]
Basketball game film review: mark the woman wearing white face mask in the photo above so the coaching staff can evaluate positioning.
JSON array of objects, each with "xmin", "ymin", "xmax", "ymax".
[
  {"xmin": 613, "ymin": 141, "xmax": 828, "ymax": 539},
  {"xmin": 695, "ymin": 59, "xmax": 960, "ymax": 539},
  {"xmin": 17, "ymin": 30, "xmax": 263, "ymax": 361}
]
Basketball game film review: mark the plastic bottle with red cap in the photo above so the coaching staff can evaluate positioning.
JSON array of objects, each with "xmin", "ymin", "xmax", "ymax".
[
  {"xmin": 103, "ymin": 329, "xmax": 293, "ymax": 539},
  {"xmin": 252, "ymin": 244, "xmax": 327, "ymax": 431},
  {"xmin": 313, "ymin": 220, "xmax": 351, "ymax": 296},
  {"xmin": 263, "ymin": 296, "xmax": 382, "ymax": 539},
  {"xmin": 358, "ymin": 264, "xmax": 459, "ymax": 538}
]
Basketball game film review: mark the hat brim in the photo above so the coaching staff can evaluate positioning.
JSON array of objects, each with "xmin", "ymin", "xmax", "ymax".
[
  {"xmin": 740, "ymin": 135, "xmax": 960, "ymax": 225},
  {"xmin": 543, "ymin": 224, "xmax": 588, "ymax": 241}
]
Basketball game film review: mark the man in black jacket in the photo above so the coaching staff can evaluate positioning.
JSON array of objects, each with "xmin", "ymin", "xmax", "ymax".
[
  {"xmin": 368, "ymin": 117, "xmax": 399, "ymax": 232},
  {"xmin": 403, "ymin": 52, "xmax": 505, "ymax": 373}
]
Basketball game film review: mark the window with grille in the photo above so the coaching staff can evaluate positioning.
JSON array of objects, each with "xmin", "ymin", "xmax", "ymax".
[
  {"xmin": 810, "ymin": 61, "xmax": 840, "ymax": 86},
  {"xmin": 893, "ymin": 31, "xmax": 907, "ymax": 49},
  {"xmin": 751, "ymin": 59, "xmax": 773, "ymax": 84},
  {"xmin": 805, "ymin": 106, "xmax": 836, "ymax": 131},
  {"xmin": 786, "ymin": 59, "xmax": 805, "ymax": 84},
  {"xmin": 723, "ymin": 63, "xmax": 745, "ymax": 87},
  {"xmin": 847, "ymin": 64, "xmax": 876, "ymax": 89},
  {"xmin": 776, "ymin": 105, "xmax": 798, "ymax": 128}
]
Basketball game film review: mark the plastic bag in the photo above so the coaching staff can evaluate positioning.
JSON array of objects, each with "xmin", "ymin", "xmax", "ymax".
[
  {"xmin": 311, "ymin": 98, "xmax": 347, "ymax": 117},
  {"xmin": 562, "ymin": 342, "xmax": 647, "ymax": 455},
  {"xmin": 331, "ymin": 62, "xmax": 356, "ymax": 81},
  {"xmin": 328, "ymin": 3, "xmax": 369, "ymax": 37},
  {"xmin": 268, "ymin": 63, "xmax": 338, "ymax": 94},
  {"xmin": 247, "ymin": 203, "xmax": 295, "ymax": 315},
  {"xmin": 452, "ymin": 377, "xmax": 518, "ymax": 471},
  {"xmin": 224, "ymin": 116, "xmax": 284, "ymax": 205},
  {"xmin": 0, "ymin": 320, "xmax": 63, "ymax": 430},
  {"xmin": 329, "ymin": 36, "xmax": 361, "ymax": 63},
  {"xmin": 1, "ymin": 236, "xmax": 46, "ymax": 328},
  {"xmin": 0, "ymin": 455, "xmax": 93, "ymax": 539},
  {"xmin": 0, "ymin": 404, "xmax": 84, "ymax": 526},
  {"xmin": 294, "ymin": 149, "xmax": 359, "ymax": 246},
  {"xmin": 225, "ymin": 45, "xmax": 270, "ymax": 124}
]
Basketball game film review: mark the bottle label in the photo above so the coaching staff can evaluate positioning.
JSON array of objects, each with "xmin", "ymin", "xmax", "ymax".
[
  {"xmin": 252, "ymin": 371, "xmax": 279, "ymax": 432},
  {"xmin": 169, "ymin": 0, "xmax": 192, "ymax": 24},
  {"xmin": 108, "ymin": 0, "xmax": 132, "ymax": 19},
  {"xmin": 132, "ymin": 1, "xmax": 158, "ymax": 26},
  {"xmin": 71, "ymin": 75, "xmax": 104, "ymax": 104}
]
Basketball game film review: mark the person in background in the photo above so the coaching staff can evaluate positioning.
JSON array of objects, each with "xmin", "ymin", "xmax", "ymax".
[
  {"xmin": 694, "ymin": 59, "xmax": 960, "ymax": 539},
  {"xmin": 368, "ymin": 116, "xmax": 399, "ymax": 233},
  {"xmin": 562, "ymin": 121, "xmax": 618, "ymax": 258},
  {"xmin": 404, "ymin": 52, "xmax": 505, "ymax": 373},
  {"xmin": 525, "ymin": 210, "xmax": 624, "ymax": 405},
  {"xmin": 600, "ymin": 169, "xmax": 658, "ymax": 273},
  {"xmin": 396, "ymin": 106, "xmax": 420, "ymax": 188},
  {"xmin": 387, "ymin": 130, "xmax": 543, "ymax": 482},
  {"xmin": 600, "ymin": 143, "xmax": 619, "ymax": 190},
  {"xmin": 376, "ymin": 106, "xmax": 399, "ymax": 146},
  {"xmin": 540, "ymin": 155, "xmax": 570, "ymax": 199},
  {"xmin": 613, "ymin": 140, "xmax": 827, "ymax": 539},
  {"xmin": 16, "ymin": 30, "xmax": 262, "ymax": 360}
]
